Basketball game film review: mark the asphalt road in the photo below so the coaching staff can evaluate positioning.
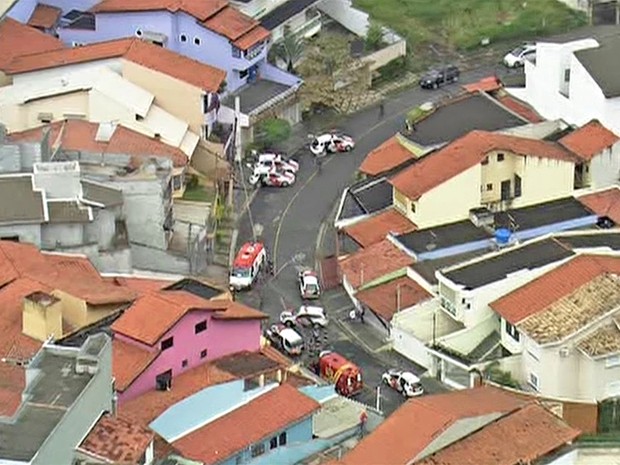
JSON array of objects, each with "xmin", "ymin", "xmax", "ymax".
[{"xmin": 237, "ymin": 64, "xmax": 510, "ymax": 415}]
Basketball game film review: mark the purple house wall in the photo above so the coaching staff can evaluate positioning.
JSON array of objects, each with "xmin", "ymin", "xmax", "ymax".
[
  {"xmin": 115, "ymin": 309, "xmax": 262, "ymax": 403},
  {"xmin": 6, "ymin": 0, "xmax": 37, "ymax": 23}
]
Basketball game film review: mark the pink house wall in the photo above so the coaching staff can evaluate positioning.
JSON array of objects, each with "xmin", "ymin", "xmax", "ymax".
[{"xmin": 116, "ymin": 310, "xmax": 262, "ymax": 403}]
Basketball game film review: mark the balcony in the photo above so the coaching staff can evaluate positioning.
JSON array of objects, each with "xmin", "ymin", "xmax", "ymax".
[{"xmin": 291, "ymin": 13, "xmax": 322, "ymax": 39}]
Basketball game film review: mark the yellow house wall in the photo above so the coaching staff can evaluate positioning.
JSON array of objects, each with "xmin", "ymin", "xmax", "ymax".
[
  {"xmin": 7, "ymin": 91, "xmax": 89, "ymax": 131},
  {"xmin": 401, "ymin": 165, "xmax": 482, "ymax": 228},
  {"xmin": 190, "ymin": 140, "xmax": 230, "ymax": 179},
  {"xmin": 480, "ymin": 150, "xmax": 519, "ymax": 203},
  {"xmin": 0, "ymin": 71, "xmax": 11, "ymax": 87},
  {"xmin": 22, "ymin": 299, "xmax": 63, "ymax": 342},
  {"xmin": 121, "ymin": 59, "xmax": 204, "ymax": 136},
  {"xmin": 512, "ymin": 156, "xmax": 575, "ymax": 208},
  {"xmin": 52, "ymin": 289, "xmax": 89, "ymax": 328}
]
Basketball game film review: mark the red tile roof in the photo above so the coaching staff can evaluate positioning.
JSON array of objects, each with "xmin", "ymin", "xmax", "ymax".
[
  {"xmin": 355, "ymin": 276, "xmax": 432, "ymax": 321},
  {"xmin": 344, "ymin": 208, "xmax": 417, "ymax": 248},
  {"xmin": 415, "ymin": 403, "xmax": 579, "ymax": 465},
  {"xmin": 0, "ymin": 363, "xmax": 27, "ymax": 417},
  {"xmin": 359, "ymin": 136, "xmax": 416, "ymax": 176},
  {"xmin": 341, "ymin": 386, "xmax": 526, "ymax": 465},
  {"xmin": 211, "ymin": 301, "xmax": 268, "ymax": 320},
  {"xmin": 577, "ymin": 187, "xmax": 620, "ymax": 224},
  {"xmin": 80, "ymin": 414, "xmax": 154, "ymax": 463},
  {"xmin": 340, "ymin": 240, "xmax": 414, "ymax": 289},
  {"xmin": 202, "ymin": 5, "xmax": 256, "ymax": 40},
  {"xmin": 172, "ymin": 384, "xmax": 320, "ymax": 464},
  {"xmin": 560, "ymin": 120, "xmax": 620, "ymax": 161},
  {"xmin": 0, "ymin": 18, "xmax": 63, "ymax": 71},
  {"xmin": 8, "ymin": 120, "xmax": 190, "ymax": 167},
  {"xmin": 27, "ymin": 4, "xmax": 62, "ymax": 29},
  {"xmin": 4, "ymin": 37, "xmax": 226, "ymax": 92},
  {"xmin": 490, "ymin": 254, "xmax": 620, "ymax": 324},
  {"xmin": 495, "ymin": 93, "xmax": 543, "ymax": 123},
  {"xmin": 91, "ymin": 0, "xmax": 228, "ymax": 21},
  {"xmin": 106, "ymin": 276, "xmax": 176, "ymax": 294},
  {"xmin": 463, "ymin": 76, "xmax": 502, "ymax": 94},
  {"xmin": 113, "ymin": 339, "xmax": 159, "ymax": 392},
  {"xmin": 390, "ymin": 130, "xmax": 577, "ymax": 201},
  {"xmin": 233, "ymin": 25, "xmax": 271, "ymax": 51}
]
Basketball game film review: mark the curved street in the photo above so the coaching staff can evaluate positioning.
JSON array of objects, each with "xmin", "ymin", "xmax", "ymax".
[{"xmin": 237, "ymin": 65, "xmax": 507, "ymax": 414}]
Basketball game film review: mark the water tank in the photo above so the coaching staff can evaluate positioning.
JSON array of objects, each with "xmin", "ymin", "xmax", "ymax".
[{"xmin": 495, "ymin": 228, "xmax": 512, "ymax": 245}]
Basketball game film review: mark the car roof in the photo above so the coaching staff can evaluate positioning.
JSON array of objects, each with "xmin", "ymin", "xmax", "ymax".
[
  {"xmin": 304, "ymin": 275, "xmax": 319, "ymax": 285},
  {"xmin": 401, "ymin": 372, "xmax": 420, "ymax": 383},
  {"xmin": 300, "ymin": 305, "xmax": 325, "ymax": 315},
  {"xmin": 316, "ymin": 134, "xmax": 334, "ymax": 142},
  {"xmin": 280, "ymin": 327, "xmax": 303, "ymax": 342}
]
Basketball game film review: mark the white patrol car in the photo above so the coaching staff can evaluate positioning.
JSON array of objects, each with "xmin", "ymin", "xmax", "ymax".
[
  {"xmin": 255, "ymin": 153, "xmax": 299, "ymax": 174},
  {"xmin": 280, "ymin": 305, "xmax": 328, "ymax": 328},
  {"xmin": 310, "ymin": 133, "xmax": 355, "ymax": 156},
  {"xmin": 264, "ymin": 324, "xmax": 304, "ymax": 356},
  {"xmin": 298, "ymin": 269, "xmax": 321, "ymax": 300},
  {"xmin": 382, "ymin": 369, "xmax": 424, "ymax": 397}
]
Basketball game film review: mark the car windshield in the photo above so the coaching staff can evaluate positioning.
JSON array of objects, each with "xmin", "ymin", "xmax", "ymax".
[
  {"xmin": 288, "ymin": 337, "xmax": 303, "ymax": 348},
  {"xmin": 312, "ymin": 140, "xmax": 320, "ymax": 147},
  {"xmin": 305, "ymin": 283, "xmax": 319, "ymax": 293},
  {"xmin": 231, "ymin": 267, "xmax": 251, "ymax": 278},
  {"xmin": 512, "ymin": 46, "xmax": 525, "ymax": 55}
]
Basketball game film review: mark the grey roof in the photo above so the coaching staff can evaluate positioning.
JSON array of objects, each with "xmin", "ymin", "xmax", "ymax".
[
  {"xmin": 0, "ymin": 349, "xmax": 98, "ymax": 461},
  {"xmin": 396, "ymin": 220, "xmax": 491, "ymax": 255},
  {"xmin": 261, "ymin": 0, "xmax": 320, "ymax": 29},
  {"xmin": 164, "ymin": 278, "xmax": 223, "ymax": 299},
  {"xmin": 337, "ymin": 177, "xmax": 393, "ymax": 222},
  {"xmin": 442, "ymin": 238, "xmax": 574, "ymax": 290},
  {"xmin": 557, "ymin": 231, "xmax": 620, "ymax": 251},
  {"xmin": 47, "ymin": 200, "xmax": 91, "ymax": 223},
  {"xmin": 224, "ymin": 79, "xmax": 293, "ymax": 114},
  {"xmin": 403, "ymin": 93, "xmax": 527, "ymax": 147},
  {"xmin": 0, "ymin": 175, "xmax": 44, "ymax": 223},
  {"xmin": 411, "ymin": 250, "xmax": 489, "ymax": 285},
  {"xmin": 495, "ymin": 197, "xmax": 594, "ymax": 231},
  {"xmin": 574, "ymin": 35, "xmax": 620, "ymax": 98},
  {"xmin": 81, "ymin": 180, "xmax": 123, "ymax": 207},
  {"xmin": 212, "ymin": 351, "xmax": 280, "ymax": 377},
  {"xmin": 500, "ymin": 72, "xmax": 526, "ymax": 88}
]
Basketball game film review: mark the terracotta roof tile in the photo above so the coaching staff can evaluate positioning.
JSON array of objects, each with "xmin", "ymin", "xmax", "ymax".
[
  {"xmin": 390, "ymin": 130, "xmax": 577, "ymax": 201},
  {"xmin": 341, "ymin": 386, "xmax": 525, "ymax": 465},
  {"xmin": 560, "ymin": 119, "xmax": 620, "ymax": 161},
  {"xmin": 463, "ymin": 76, "xmax": 502, "ymax": 93},
  {"xmin": 27, "ymin": 4, "xmax": 62, "ymax": 29},
  {"xmin": 416, "ymin": 403, "xmax": 579, "ymax": 465},
  {"xmin": 577, "ymin": 321, "xmax": 620, "ymax": 357},
  {"xmin": 80, "ymin": 414, "xmax": 154, "ymax": 463},
  {"xmin": 233, "ymin": 25, "xmax": 271, "ymax": 51},
  {"xmin": 8, "ymin": 120, "xmax": 189, "ymax": 167},
  {"xmin": 211, "ymin": 301, "xmax": 268, "ymax": 320},
  {"xmin": 340, "ymin": 239, "xmax": 414, "ymax": 289},
  {"xmin": 0, "ymin": 364, "xmax": 27, "ymax": 417},
  {"xmin": 91, "ymin": 0, "xmax": 228, "ymax": 21},
  {"xmin": 172, "ymin": 384, "xmax": 320, "ymax": 464},
  {"xmin": 355, "ymin": 276, "xmax": 432, "ymax": 321},
  {"xmin": 577, "ymin": 187, "xmax": 620, "ymax": 224},
  {"xmin": 490, "ymin": 254, "xmax": 620, "ymax": 325},
  {"xmin": 344, "ymin": 208, "xmax": 417, "ymax": 248},
  {"xmin": 0, "ymin": 18, "xmax": 63, "ymax": 70},
  {"xmin": 496, "ymin": 93, "xmax": 543, "ymax": 123},
  {"xmin": 106, "ymin": 276, "xmax": 176, "ymax": 294},
  {"xmin": 203, "ymin": 5, "xmax": 257, "ymax": 41},
  {"xmin": 113, "ymin": 339, "xmax": 159, "ymax": 392},
  {"xmin": 4, "ymin": 37, "xmax": 225, "ymax": 92},
  {"xmin": 359, "ymin": 136, "xmax": 416, "ymax": 176}
]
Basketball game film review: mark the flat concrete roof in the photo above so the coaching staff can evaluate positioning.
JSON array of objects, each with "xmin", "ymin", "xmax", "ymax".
[
  {"xmin": 397, "ymin": 220, "xmax": 490, "ymax": 255},
  {"xmin": 495, "ymin": 197, "xmax": 595, "ymax": 231},
  {"xmin": 403, "ymin": 93, "xmax": 526, "ymax": 147},
  {"xmin": 557, "ymin": 231, "xmax": 620, "ymax": 251},
  {"xmin": 224, "ymin": 79, "xmax": 292, "ymax": 114},
  {"xmin": 0, "ymin": 350, "xmax": 95, "ymax": 461}
]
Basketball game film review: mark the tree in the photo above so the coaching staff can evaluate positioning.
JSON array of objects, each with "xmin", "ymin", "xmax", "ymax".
[
  {"xmin": 254, "ymin": 118, "xmax": 292, "ymax": 150},
  {"xmin": 365, "ymin": 22, "xmax": 384, "ymax": 52},
  {"xmin": 297, "ymin": 33, "xmax": 369, "ymax": 114},
  {"xmin": 272, "ymin": 30, "xmax": 305, "ymax": 73}
]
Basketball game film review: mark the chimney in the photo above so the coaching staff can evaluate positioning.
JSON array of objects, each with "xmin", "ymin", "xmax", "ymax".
[{"xmin": 22, "ymin": 292, "xmax": 63, "ymax": 342}]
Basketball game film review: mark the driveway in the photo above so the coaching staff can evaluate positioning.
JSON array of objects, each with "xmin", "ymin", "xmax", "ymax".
[{"xmin": 236, "ymin": 65, "xmax": 509, "ymax": 415}]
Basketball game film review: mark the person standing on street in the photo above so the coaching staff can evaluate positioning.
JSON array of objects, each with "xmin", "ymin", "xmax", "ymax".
[{"xmin": 378, "ymin": 100, "xmax": 385, "ymax": 119}]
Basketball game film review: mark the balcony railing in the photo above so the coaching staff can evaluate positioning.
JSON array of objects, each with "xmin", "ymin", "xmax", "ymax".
[{"xmin": 292, "ymin": 14, "xmax": 321, "ymax": 39}]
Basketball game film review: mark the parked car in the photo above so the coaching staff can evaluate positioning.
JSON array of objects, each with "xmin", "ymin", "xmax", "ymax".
[
  {"xmin": 382, "ymin": 369, "xmax": 424, "ymax": 397},
  {"xmin": 310, "ymin": 133, "xmax": 355, "ymax": 155},
  {"xmin": 419, "ymin": 65, "xmax": 460, "ymax": 89},
  {"xmin": 299, "ymin": 269, "xmax": 321, "ymax": 300},
  {"xmin": 503, "ymin": 43, "xmax": 536, "ymax": 68},
  {"xmin": 264, "ymin": 324, "xmax": 304, "ymax": 356},
  {"xmin": 249, "ymin": 170, "xmax": 295, "ymax": 187},
  {"xmin": 256, "ymin": 153, "xmax": 299, "ymax": 174},
  {"xmin": 280, "ymin": 305, "xmax": 328, "ymax": 328}
]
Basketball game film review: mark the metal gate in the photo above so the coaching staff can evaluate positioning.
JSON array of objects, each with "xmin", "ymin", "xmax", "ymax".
[{"xmin": 599, "ymin": 397, "xmax": 620, "ymax": 433}]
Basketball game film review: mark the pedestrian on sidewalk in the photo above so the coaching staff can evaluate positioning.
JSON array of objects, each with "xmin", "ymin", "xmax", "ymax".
[
  {"xmin": 360, "ymin": 307, "xmax": 365, "ymax": 323},
  {"xmin": 378, "ymin": 100, "xmax": 385, "ymax": 119},
  {"xmin": 315, "ymin": 154, "xmax": 323, "ymax": 173}
]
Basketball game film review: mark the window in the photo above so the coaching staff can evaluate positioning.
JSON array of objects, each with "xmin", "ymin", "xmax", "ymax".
[
  {"xmin": 279, "ymin": 432, "xmax": 287, "ymax": 446},
  {"xmin": 232, "ymin": 46, "xmax": 242, "ymax": 58},
  {"xmin": 270, "ymin": 437, "xmax": 278, "ymax": 449},
  {"xmin": 606, "ymin": 355, "xmax": 620, "ymax": 368},
  {"xmin": 505, "ymin": 320, "xmax": 520, "ymax": 342},
  {"xmin": 514, "ymin": 174, "xmax": 522, "ymax": 198},
  {"xmin": 194, "ymin": 37, "xmax": 201, "ymax": 45},
  {"xmin": 486, "ymin": 183, "xmax": 493, "ymax": 191},
  {"xmin": 161, "ymin": 337, "xmax": 174, "ymax": 351},
  {"xmin": 172, "ymin": 175, "xmax": 183, "ymax": 191},
  {"xmin": 481, "ymin": 156, "xmax": 489, "ymax": 165},
  {"xmin": 195, "ymin": 320, "xmax": 207, "ymax": 334},
  {"xmin": 250, "ymin": 443, "xmax": 265, "ymax": 457},
  {"xmin": 528, "ymin": 372, "xmax": 539, "ymax": 391},
  {"xmin": 182, "ymin": 359, "xmax": 188, "ymax": 368},
  {"xmin": 564, "ymin": 69, "xmax": 571, "ymax": 82},
  {"xmin": 497, "ymin": 153, "xmax": 505, "ymax": 162},
  {"xmin": 155, "ymin": 370, "xmax": 172, "ymax": 391},
  {"xmin": 200, "ymin": 349, "xmax": 208, "ymax": 359},
  {"xmin": 410, "ymin": 202, "xmax": 416, "ymax": 213},
  {"xmin": 136, "ymin": 29, "xmax": 143, "ymax": 37},
  {"xmin": 180, "ymin": 34, "xmax": 187, "ymax": 42},
  {"xmin": 239, "ymin": 69, "xmax": 249, "ymax": 79},
  {"xmin": 135, "ymin": 114, "xmax": 144, "ymax": 121}
]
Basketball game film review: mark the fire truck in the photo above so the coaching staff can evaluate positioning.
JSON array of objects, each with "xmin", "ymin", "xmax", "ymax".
[
  {"xmin": 314, "ymin": 351, "xmax": 363, "ymax": 397},
  {"xmin": 229, "ymin": 242, "xmax": 266, "ymax": 291}
]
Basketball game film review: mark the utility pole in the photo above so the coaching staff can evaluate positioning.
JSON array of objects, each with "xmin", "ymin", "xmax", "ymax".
[{"xmin": 375, "ymin": 385, "xmax": 381, "ymax": 411}]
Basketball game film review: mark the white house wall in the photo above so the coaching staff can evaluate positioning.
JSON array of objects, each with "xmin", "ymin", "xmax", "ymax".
[
  {"xmin": 11, "ymin": 59, "xmax": 123, "ymax": 86},
  {"xmin": 0, "ymin": 223, "xmax": 41, "ymax": 245},
  {"xmin": 590, "ymin": 142, "xmax": 620, "ymax": 188}
]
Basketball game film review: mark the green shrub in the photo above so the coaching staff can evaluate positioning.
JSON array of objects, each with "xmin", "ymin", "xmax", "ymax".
[
  {"xmin": 365, "ymin": 22, "xmax": 385, "ymax": 52},
  {"xmin": 254, "ymin": 118, "xmax": 292, "ymax": 150}
]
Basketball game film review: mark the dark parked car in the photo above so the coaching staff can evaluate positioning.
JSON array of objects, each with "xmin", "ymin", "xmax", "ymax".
[{"xmin": 419, "ymin": 65, "xmax": 460, "ymax": 89}]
